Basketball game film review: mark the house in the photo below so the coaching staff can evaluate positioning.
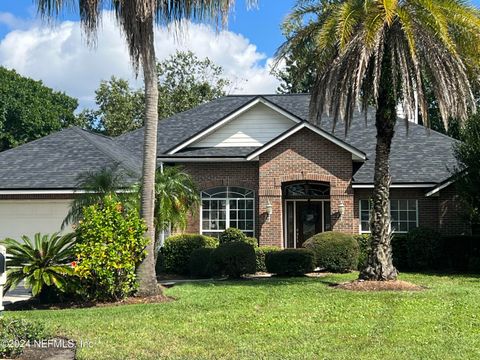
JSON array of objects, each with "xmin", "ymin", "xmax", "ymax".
[{"xmin": 0, "ymin": 94, "xmax": 469, "ymax": 247}]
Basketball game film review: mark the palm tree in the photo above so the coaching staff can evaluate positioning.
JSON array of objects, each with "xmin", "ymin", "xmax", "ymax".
[
  {"xmin": 278, "ymin": 0, "xmax": 480, "ymax": 280},
  {"xmin": 129, "ymin": 166, "xmax": 200, "ymax": 253},
  {"xmin": 35, "ymin": 0, "xmax": 237, "ymax": 295},
  {"xmin": 62, "ymin": 165, "xmax": 130, "ymax": 228},
  {"xmin": 153, "ymin": 166, "xmax": 200, "ymax": 249}
]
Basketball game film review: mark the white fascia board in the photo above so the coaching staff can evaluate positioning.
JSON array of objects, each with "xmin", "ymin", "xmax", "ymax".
[
  {"xmin": 246, "ymin": 122, "xmax": 366, "ymax": 161},
  {"xmin": 167, "ymin": 97, "xmax": 301, "ymax": 155},
  {"xmin": 425, "ymin": 180, "xmax": 455, "ymax": 197},
  {"xmin": 352, "ymin": 183, "xmax": 436, "ymax": 189},
  {"xmin": 0, "ymin": 189, "xmax": 80, "ymax": 195},
  {"xmin": 159, "ymin": 157, "xmax": 250, "ymax": 163},
  {"xmin": 0, "ymin": 189, "xmax": 135, "ymax": 195}
]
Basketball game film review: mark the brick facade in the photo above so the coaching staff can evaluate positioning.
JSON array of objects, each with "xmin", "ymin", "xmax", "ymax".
[
  {"xmin": 256, "ymin": 128, "xmax": 355, "ymax": 246},
  {"xmin": 180, "ymin": 129, "xmax": 470, "ymax": 247}
]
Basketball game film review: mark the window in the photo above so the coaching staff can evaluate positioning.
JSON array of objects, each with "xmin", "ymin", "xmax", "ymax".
[
  {"xmin": 283, "ymin": 182, "xmax": 330, "ymax": 199},
  {"xmin": 359, "ymin": 199, "xmax": 418, "ymax": 233},
  {"xmin": 201, "ymin": 187, "xmax": 255, "ymax": 238}
]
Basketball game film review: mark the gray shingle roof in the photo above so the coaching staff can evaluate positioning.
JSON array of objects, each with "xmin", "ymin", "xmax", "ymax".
[
  {"xmin": 117, "ymin": 94, "xmax": 457, "ymax": 184},
  {"xmin": 0, "ymin": 127, "xmax": 141, "ymax": 189},
  {"xmin": 0, "ymin": 94, "xmax": 459, "ymax": 189},
  {"xmin": 159, "ymin": 146, "xmax": 259, "ymax": 158}
]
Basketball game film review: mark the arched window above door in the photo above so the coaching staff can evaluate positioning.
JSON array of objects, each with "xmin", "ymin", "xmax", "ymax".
[{"xmin": 283, "ymin": 182, "xmax": 330, "ymax": 199}]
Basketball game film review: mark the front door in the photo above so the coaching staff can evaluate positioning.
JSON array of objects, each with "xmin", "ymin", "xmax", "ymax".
[{"xmin": 285, "ymin": 201, "xmax": 331, "ymax": 248}]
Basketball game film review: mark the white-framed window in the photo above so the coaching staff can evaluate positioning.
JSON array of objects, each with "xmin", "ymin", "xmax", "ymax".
[
  {"xmin": 201, "ymin": 187, "xmax": 255, "ymax": 238},
  {"xmin": 359, "ymin": 199, "xmax": 419, "ymax": 234}
]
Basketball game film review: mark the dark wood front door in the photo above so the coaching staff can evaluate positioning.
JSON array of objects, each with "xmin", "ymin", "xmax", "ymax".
[{"xmin": 296, "ymin": 202, "xmax": 323, "ymax": 248}]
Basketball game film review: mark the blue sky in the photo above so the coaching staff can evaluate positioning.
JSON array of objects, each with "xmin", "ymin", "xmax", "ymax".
[
  {"xmin": 1, "ymin": 0, "xmax": 480, "ymax": 109},
  {"xmin": 0, "ymin": 0, "xmax": 296, "ymax": 59}
]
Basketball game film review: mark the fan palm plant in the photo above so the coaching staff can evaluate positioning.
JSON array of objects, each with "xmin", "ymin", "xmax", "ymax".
[
  {"xmin": 2, "ymin": 233, "xmax": 77, "ymax": 301},
  {"xmin": 129, "ymin": 166, "xmax": 200, "ymax": 252},
  {"xmin": 153, "ymin": 166, "xmax": 200, "ymax": 246},
  {"xmin": 34, "ymin": 0, "xmax": 239, "ymax": 295},
  {"xmin": 277, "ymin": 0, "xmax": 480, "ymax": 280},
  {"xmin": 62, "ymin": 165, "xmax": 131, "ymax": 228}
]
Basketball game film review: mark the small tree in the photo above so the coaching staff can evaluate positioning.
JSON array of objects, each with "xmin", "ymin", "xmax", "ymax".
[
  {"xmin": 75, "ymin": 195, "xmax": 148, "ymax": 301},
  {"xmin": 454, "ymin": 113, "xmax": 480, "ymax": 229}
]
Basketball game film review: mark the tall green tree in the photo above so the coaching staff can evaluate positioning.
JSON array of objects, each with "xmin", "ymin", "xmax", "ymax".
[
  {"xmin": 35, "ymin": 0, "xmax": 237, "ymax": 296},
  {"xmin": 454, "ymin": 113, "xmax": 480, "ymax": 230},
  {"xmin": 0, "ymin": 67, "xmax": 78, "ymax": 151},
  {"xmin": 278, "ymin": 0, "xmax": 480, "ymax": 280},
  {"xmin": 157, "ymin": 51, "xmax": 231, "ymax": 119},
  {"xmin": 79, "ymin": 51, "xmax": 230, "ymax": 136},
  {"xmin": 275, "ymin": 7, "xmax": 317, "ymax": 94},
  {"xmin": 78, "ymin": 77, "xmax": 144, "ymax": 137}
]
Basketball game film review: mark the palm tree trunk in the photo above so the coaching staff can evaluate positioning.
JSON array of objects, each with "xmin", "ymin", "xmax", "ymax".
[
  {"xmin": 360, "ymin": 48, "xmax": 398, "ymax": 281},
  {"xmin": 136, "ymin": 19, "xmax": 161, "ymax": 296}
]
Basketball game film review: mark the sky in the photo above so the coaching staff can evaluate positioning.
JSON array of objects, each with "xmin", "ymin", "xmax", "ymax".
[
  {"xmin": 0, "ymin": 0, "xmax": 296, "ymax": 110},
  {"xmin": 1, "ymin": 0, "xmax": 480, "ymax": 110}
]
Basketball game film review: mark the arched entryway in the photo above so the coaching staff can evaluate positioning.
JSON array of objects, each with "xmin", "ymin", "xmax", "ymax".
[{"xmin": 283, "ymin": 181, "xmax": 331, "ymax": 248}]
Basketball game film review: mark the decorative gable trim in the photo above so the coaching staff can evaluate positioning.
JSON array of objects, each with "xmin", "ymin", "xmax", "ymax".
[{"xmin": 166, "ymin": 97, "xmax": 301, "ymax": 155}]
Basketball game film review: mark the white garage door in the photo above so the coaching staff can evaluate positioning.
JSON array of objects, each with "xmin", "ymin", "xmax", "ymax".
[{"xmin": 0, "ymin": 200, "xmax": 73, "ymax": 241}]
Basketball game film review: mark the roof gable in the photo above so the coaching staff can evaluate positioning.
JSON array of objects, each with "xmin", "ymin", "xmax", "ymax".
[
  {"xmin": 167, "ymin": 97, "xmax": 301, "ymax": 154},
  {"xmin": 193, "ymin": 102, "xmax": 297, "ymax": 148}
]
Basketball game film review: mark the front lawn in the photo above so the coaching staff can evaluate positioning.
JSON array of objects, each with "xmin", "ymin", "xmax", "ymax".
[{"xmin": 8, "ymin": 273, "xmax": 480, "ymax": 359}]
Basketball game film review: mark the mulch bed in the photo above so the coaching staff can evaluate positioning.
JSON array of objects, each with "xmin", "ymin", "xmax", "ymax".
[
  {"xmin": 5, "ymin": 294, "xmax": 172, "ymax": 311},
  {"xmin": 335, "ymin": 280, "xmax": 426, "ymax": 292}
]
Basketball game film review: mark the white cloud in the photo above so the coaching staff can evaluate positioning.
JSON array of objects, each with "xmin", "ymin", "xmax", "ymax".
[{"xmin": 0, "ymin": 12, "xmax": 281, "ymax": 110}]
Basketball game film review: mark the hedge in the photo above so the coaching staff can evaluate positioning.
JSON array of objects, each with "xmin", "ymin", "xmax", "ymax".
[
  {"xmin": 158, "ymin": 234, "xmax": 218, "ymax": 275},
  {"xmin": 189, "ymin": 248, "xmax": 216, "ymax": 278},
  {"xmin": 255, "ymin": 246, "xmax": 281, "ymax": 272},
  {"xmin": 265, "ymin": 249, "xmax": 315, "ymax": 276},
  {"xmin": 303, "ymin": 232, "xmax": 359, "ymax": 272},
  {"xmin": 211, "ymin": 242, "xmax": 256, "ymax": 278}
]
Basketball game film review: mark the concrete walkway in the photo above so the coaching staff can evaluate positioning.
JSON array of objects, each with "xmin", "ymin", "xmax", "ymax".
[{"xmin": 3, "ymin": 282, "xmax": 31, "ymax": 306}]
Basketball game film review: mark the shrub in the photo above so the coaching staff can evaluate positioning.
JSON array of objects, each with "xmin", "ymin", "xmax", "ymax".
[
  {"xmin": 391, "ymin": 234, "xmax": 409, "ymax": 270},
  {"xmin": 0, "ymin": 318, "xmax": 46, "ymax": 358},
  {"xmin": 265, "ymin": 249, "xmax": 315, "ymax": 276},
  {"xmin": 443, "ymin": 235, "xmax": 480, "ymax": 272},
  {"xmin": 353, "ymin": 234, "xmax": 371, "ymax": 270},
  {"xmin": 219, "ymin": 227, "xmax": 247, "ymax": 245},
  {"xmin": 406, "ymin": 227, "xmax": 443, "ymax": 270},
  {"xmin": 189, "ymin": 247, "xmax": 216, "ymax": 278},
  {"xmin": 245, "ymin": 236, "xmax": 259, "ymax": 248},
  {"xmin": 255, "ymin": 246, "xmax": 281, "ymax": 272},
  {"xmin": 211, "ymin": 242, "xmax": 256, "ymax": 278},
  {"xmin": 2, "ymin": 233, "xmax": 77, "ymax": 302},
  {"xmin": 159, "ymin": 234, "xmax": 218, "ymax": 275},
  {"xmin": 355, "ymin": 233, "xmax": 409, "ymax": 271},
  {"xmin": 303, "ymin": 231, "xmax": 359, "ymax": 272},
  {"xmin": 75, "ymin": 195, "xmax": 148, "ymax": 301}
]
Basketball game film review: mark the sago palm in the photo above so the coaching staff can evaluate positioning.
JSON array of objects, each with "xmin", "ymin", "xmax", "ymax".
[
  {"xmin": 35, "ymin": 0, "xmax": 239, "ymax": 295},
  {"xmin": 278, "ymin": 0, "xmax": 480, "ymax": 280},
  {"xmin": 2, "ymin": 233, "xmax": 76, "ymax": 300}
]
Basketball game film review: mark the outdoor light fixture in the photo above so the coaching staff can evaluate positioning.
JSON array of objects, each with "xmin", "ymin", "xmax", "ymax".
[
  {"xmin": 266, "ymin": 200, "xmax": 273, "ymax": 222},
  {"xmin": 338, "ymin": 201, "xmax": 346, "ymax": 217}
]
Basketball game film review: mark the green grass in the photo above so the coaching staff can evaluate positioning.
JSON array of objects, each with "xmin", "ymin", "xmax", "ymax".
[{"xmin": 7, "ymin": 273, "xmax": 480, "ymax": 359}]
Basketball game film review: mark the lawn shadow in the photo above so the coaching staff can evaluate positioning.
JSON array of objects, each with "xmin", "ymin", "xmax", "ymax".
[{"xmin": 169, "ymin": 274, "xmax": 344, "ymax": 289}]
